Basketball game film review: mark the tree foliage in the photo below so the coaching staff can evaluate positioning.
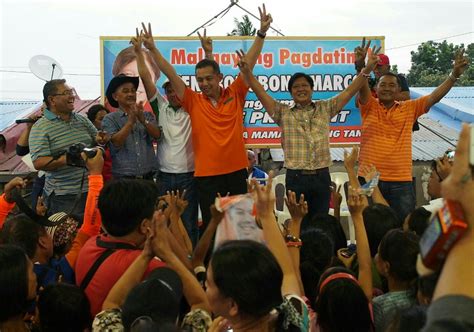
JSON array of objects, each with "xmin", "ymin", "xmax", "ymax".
[
  {"xmin": 407, "ymin": 40, "xmax": 474, "ymax": 86},
  {"xmin": 227, "ymin": 15, "xmax": 256, "ymax": 36}
]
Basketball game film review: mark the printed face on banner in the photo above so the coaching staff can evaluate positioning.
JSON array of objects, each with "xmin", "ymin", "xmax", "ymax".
[{"xmin": 102, "ymin": 37, "xmax": 384, "ymax": 146}]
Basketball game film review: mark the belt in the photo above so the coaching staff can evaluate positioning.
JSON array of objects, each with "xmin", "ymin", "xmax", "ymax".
[
  {"xmin": 288, "ymin": 167, "xmax": 329, "ymax": 175},
  {"xmin": 121, "ymin": 171, "xmax": 154, "ymax": 180}
]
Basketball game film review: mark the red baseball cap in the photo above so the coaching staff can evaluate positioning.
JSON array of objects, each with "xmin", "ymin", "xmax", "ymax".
[{"xmin": 377, "ymin": 54, "xmax": 390, "ymax": 66}]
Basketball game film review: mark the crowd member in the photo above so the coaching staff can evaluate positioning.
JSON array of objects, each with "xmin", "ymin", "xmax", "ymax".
[
  {"xmin": 29, "ymin": 79, "xmax": 100, "ymax": 219},
  {"xmin": 131, "ymin": 31, "xmax": 200, "ymax": 246},
  {"xmin": 424, "ymin": 156, "xmax": 452, "ymax": 213},
  {"xmin": 206, "ymin": 176, "xmax": 309, "ymax": 331},
  {"xmin": 373, "ymin": 229, "xmax": 420, "ymax": 331},
  {"xmin": 102, "ymin": 75, "xmax": 161, "ymax": 180},
  {"xmin": 235, "ymin": 39, "xmax": 380, "ymax": 230},
  {"xmin": 0, "ymin": 149, "xmax": 104, "ymax": 288},
  {"xmin": 420, "ymin": 123, "xmax": 474, "ymax": 331},
  {"xmin": 139, "ymin": 4, "xmax": 273, "ymax": 231},
  {"xmin": 355, "ymin": 44, "xmax": 470, "ymax": 222},
  {"xmin": 247, "ymin": 149, "xmax": 269, "ymax": 184},
  {"xmin": 86, "ymin": 104, "xmax": 113, "ymax": 182},
  {"xmin": 0, "ymin": 245, "xmax": 37, "ymax": 332},
  {"xmin": 75, "ymin": 178, "xmax": 167, "ymax": 317},
  {"xmin": 37, "ymin": 283, "xmax": 91, "ymax": 332},
  {"xmin": 403, "ymin": 207, "xmax": 431, "ymax": 237},
  {"xmin": 15, "ymin": 106, "xmax": 45, "ymax": 209},
  {"xmin": 92, "ymin": 211, "xmax": 212, "ymax": 331}
]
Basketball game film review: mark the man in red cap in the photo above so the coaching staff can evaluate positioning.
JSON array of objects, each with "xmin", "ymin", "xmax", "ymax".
[{"xmin": 373, "ymin": 54, "xmax": 411, "ymax": 102}]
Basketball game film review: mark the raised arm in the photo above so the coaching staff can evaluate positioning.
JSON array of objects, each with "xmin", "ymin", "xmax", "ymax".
[
  {"xmin": 244, "ymin": 4, "xmax": 273, "ymax": 70},
  {"xmin": 343, "ymin": 146, "xmax": 369, "ymax": 206},
  {"xmin": 425, "ymin": 49, "xmax": 469, "ymax": 111},
  {"xmin": 360, "ymin": 165, "xmax": 388, "ymax": 206},
  {"xmin": 335, "ymin": 40, "xmax": 380, "ymax": 110},
  {"xmin": 236, "ymin": 50, "xmax": 279, "ymax": 117},
  {"xmin": 347, "ymin": 186, "xmax": 373, "ymax": 301},
  {"xmin": 0, "ymin": 177, "xmax": 26, "ymax": 227},
  {"xmin": 354, "ymin": 38, "xmax": 375, "ymax": 106},
  {"xmin": 198, "ymin": 29, "xmax": 214, "ymax": 60},
  {"xmin": 253, "ymin": 175, "xmax": 302, "ymax": 296},
  {"xmin": 131, "ymin": 30, "xmax": 158, "ymax": 100},
  {"xmin": 141, "ymin": 22, "xmax": 186, "ymax": 100}
]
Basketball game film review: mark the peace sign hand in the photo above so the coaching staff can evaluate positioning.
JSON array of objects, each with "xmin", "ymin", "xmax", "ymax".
[{"xmin": 452, "ymin": 48, "xmax": 469, "ymax": 78}]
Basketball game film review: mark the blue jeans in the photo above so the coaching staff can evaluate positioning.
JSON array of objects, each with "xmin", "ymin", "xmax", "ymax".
[
  {"xmin": 44, "ymin": 191, "xmax": 88, "ymax": 224},
  {"xmin": 157, "ymin": 171, "xmax": 199, "ymax": 247},
  {"xmin": 285, "ymin": 168, "xmax": 331, "ymax": 232},
  {"xmin": 378, "ymin": 180, "xmax": 416, "ymax": 223}
]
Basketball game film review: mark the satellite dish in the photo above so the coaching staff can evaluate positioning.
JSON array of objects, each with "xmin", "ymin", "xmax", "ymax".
[{"xmin": 29, "ymin": 55, "xmax": 64, "ymax": 81}]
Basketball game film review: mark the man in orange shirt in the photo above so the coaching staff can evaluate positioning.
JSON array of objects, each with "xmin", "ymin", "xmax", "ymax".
[
  {"xmin": 356, "ymin": 45, "xmax": 469, "ymax": 222},
  {"xmin": 139, "ymin": 5, "xmax": 273, "ymax": 230}
]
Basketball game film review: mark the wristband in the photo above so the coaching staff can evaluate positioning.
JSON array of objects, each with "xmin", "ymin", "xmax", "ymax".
[
  {"xmin": 285, "ymin": 234, "xmax": 301, "ymax": 243},
  {"xmin": 257, "ymin": 30, "xmax": 266, "ymax": 39},
  {"xmin": 359, "ymin": 71, "xmax": 371, "ymax": 78},
  {"xmin": 448, "ymin": 72, "xmax": 459, "ymax": 82},
  {"xmin": 287, "ymin": 241, "xmax": 303, "ymax": 248}
]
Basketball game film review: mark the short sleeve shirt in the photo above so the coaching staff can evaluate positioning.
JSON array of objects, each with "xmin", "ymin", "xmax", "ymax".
[
  {"xmin": 271, "ymin": 98, "xmax": 339, "ymax": 170},
  {"xmin": 181, "ymin": 75, "xmax": 248, "ymax": 177},
  {"xmin": 358, "ymin": 95, "xmax": 429, "ymax": 181}
]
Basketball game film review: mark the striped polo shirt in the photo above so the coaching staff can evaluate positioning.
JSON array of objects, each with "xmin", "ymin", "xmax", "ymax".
[
  {"xmin": 358, "ymin": 95, "xmax": 429, "ymax": 182},
  {"xmin": 30, "ymin": 109, "xmax": 97, "ymax": 196}
]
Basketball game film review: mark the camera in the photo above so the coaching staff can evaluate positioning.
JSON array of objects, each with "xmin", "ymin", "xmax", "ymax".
[
  {"xmin": 419, "ymin": 199, "xmax": 468, "ymax": 271},
  {"xmin": 66, "ymin": 143, "xmax": 102, "ymax": 167}
]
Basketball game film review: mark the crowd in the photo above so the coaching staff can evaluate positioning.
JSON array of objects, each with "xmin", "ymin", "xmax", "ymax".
[{"xmin": 0, "ymin": 3, "xmax": 473, "ymax": 331}]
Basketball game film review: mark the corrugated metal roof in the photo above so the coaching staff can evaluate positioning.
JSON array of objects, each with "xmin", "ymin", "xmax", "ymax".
[
  {"xmin": 330, "ymin": 115, "xmax": 458, "ymax": 162},
  {"xmin": 411, "ymin": 87, "xmax": 474, "ymax": 114},
  {"xmin": 0, "ymin": 101, "xmax": 41, "ymax": 131}
]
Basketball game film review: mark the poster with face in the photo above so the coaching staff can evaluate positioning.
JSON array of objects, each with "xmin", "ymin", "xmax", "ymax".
[{"xmin": 214, "ymin": 194, "xmax": 265, "ymax": 250}]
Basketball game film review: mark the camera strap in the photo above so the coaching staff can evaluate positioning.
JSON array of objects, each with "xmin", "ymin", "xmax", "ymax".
[{"xmin": 66, "ymin": 168, "xmax": 86, "ymax": 216}]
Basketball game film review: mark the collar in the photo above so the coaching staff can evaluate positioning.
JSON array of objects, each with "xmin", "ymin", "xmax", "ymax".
[
  {"xmin": 202, "ymin": 85, "xmax": 224, "ymax": 103},
  {"xmin": 44, "ymin": 108, "xmax": 61, "ymax": 120},
  {"xmin": 377, "ymin": 99, "xmax": 400, "ymax": 109},
  {"xmin": 291, "ymin": 101, "xmax": 316, "ymax": 110}
]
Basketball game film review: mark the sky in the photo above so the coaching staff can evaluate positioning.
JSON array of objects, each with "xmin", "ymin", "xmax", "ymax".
[{"xmin": 1, "ymin": 0, "xmax": 473, "ymax": 101}]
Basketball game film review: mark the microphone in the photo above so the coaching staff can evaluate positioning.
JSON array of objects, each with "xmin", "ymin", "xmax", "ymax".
[{"xmin": 15, "ymin": 118, "xmax": 36, "ymax": 124}]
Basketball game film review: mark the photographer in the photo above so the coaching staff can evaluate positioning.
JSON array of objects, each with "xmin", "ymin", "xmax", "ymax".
[{"xmin": 29, "ymin": 79, "xmax": 100, "ymax": 221}]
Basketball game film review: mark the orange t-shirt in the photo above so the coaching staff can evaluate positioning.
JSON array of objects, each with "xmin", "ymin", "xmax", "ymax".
[
  {"xmin": 182, "ymin": 75, "xmax": 248, "ymax": 177},
  {"xmin": 358, "ymin": 95, "xmax": 429, "ymax": 181}
]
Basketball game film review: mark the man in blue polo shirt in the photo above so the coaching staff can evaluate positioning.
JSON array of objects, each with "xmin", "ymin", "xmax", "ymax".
[{"xmin": 30, "ymin": 79, "xmax": 98, "ymax": 220}]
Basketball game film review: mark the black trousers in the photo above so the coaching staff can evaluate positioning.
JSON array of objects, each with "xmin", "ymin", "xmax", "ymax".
[{"xmin": 196, "ymin": 168, "xmax": 248, "ymax": 235}]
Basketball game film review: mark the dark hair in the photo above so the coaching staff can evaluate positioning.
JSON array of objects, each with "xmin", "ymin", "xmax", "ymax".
[
  {"xmin": 113, "ymin": 46, "xmax": 161, "ymax": 81},
  {"xmin": 363, "ymin": 204, "xmax": 400, "ymax": 257},
  {"xmin": 211, "ymin": 240, "xmax": 282, "ymax": 318},
  {"xmin": 37, "ymin": 283, "xmax": 91, "ymax": 332},
  {"xmin": 98, "ymin": 179, "xmax": 159, "ymax": 237},
  {"xmin": 87, "ymin": 104, "xmax": 109, "ymax": 122},
  {"xmin": 386, "ymin": 305, "xmax": 427, "ymax": 332},
  {"xmin": 195, "ymin": 58, "xmax": 221, "ymax": 74},
  {"xmin": 43, "ymin": 79, "xmax": 66, "ymax": 107},
  {"xmin": 0, "ymin": 245, "xmax": 30, "ymax": 322},
  {"xmin": 300, "ymin": 228, "xmax": 334, "ymax": 305},
  {"xmin": 406, "ymin": 207, "xmax": 431, "ymax": 237},
  {"xmin": 311, "ymin": 214, "xmax": 347, "ymax": 253},
  {"xmin": 417, "ymin": 271, "xmax": 439, "ymax": 304},
  {"xmin": 379, "ymin": 229, "xmax": 419, "ymax": 282},
  {"xmin": 378, "ymin": 72, "xmax": 402, "ymax": 87},
  {"xmin": 315, "ymin": 267, "xmax": 373, "ymax": 332},
  {"xmin": 0, "ymin": 214, "xmax": 46, "ymax": 259},
  {"xmin": 288, "ymin": 72, "xmax": 314, "ymax": 91}
]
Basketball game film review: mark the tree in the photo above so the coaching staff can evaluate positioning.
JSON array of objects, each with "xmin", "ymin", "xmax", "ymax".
[
  {"xmin": 407, "ymin": 40, "xmax": 474, "ymax": 86},
  {"xmin": 227, "ymin": 15, "xmax": 256, "ymax": 36}
]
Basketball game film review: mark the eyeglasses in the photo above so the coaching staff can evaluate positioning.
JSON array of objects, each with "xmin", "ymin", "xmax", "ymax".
[{"xmin": 52, "ymin": 89, "xmax": 76, "ymax": 97}]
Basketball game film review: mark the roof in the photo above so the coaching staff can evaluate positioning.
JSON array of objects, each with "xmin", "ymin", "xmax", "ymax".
[
  {"xmin": 330, "ymin": 114, "xmax": 459, "ymax": 162},
  {"xmin": 410, "ymin": 87, "xmax": 474, "ymax": 130},
  {"xmin": 0, "ymin": 101, "xmax": 42, "ymax": 131}
]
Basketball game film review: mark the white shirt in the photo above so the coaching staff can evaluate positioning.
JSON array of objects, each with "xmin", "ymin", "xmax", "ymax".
[{"xmin": 151, "ymin": 93, "xmax": 194, "ymax": 173}]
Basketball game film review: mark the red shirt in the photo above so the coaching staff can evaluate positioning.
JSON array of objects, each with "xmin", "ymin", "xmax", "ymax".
[{"xmin": 75, "ymin": 235, "xmax": 165, "ymax": 317}]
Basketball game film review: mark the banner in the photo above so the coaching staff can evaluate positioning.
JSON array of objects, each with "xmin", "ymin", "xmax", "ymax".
[{"xmin": 101, "ymin": 36, "xmax": 384, "ymax": 146}]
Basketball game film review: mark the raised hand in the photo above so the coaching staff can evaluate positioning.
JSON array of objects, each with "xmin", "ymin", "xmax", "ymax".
[
  {"xmin": 82, "ymin": 148, "xmax": 104, "ymax": 175},
  {"xmin": 354, "ymin": 37, "xmax": 371, "ymax": 69},
  {"xmin": 236, "ymin": 49, "xmax": 252, "ymax": 77},
  {"xmin": 130, "ymin": 28, "xmax": 143, "ymax": 53},
  {"xmin": 365, "ymin": 43, "xmax": 382, "ymax": 72},
  {"xmin": 133, "ymin": 101, "xmax": 146, "ymax": 124},
  {"xmin": 175, "ymin": 190, "xmax": 188, "ymax": 216},
  {"xmin": 252, "ymin": 171, "xmax": 275, "ymax": 218},
  {"xmin": 330, "ymin": 184, "xmax": 343, "ymax": 209},
  {"xmin": 343, "ymin": 146, "xmax": 359, "ymax": 171},
  {"xmin": 258, "ymin": 4, "xmax": 273, "ymax": 34},
  {"xmin": 347, "ymin": 185, "xmax": 368, "ymax": 216},
  {"xmin": 36, "ymin": 196, "xmax": 47, "ymax": 216},
  {"xmin": 197, "ymin": 28, "xmax": 213, "ymax": 55},
  {"xmin": 140, "ymin": 22, "xmax": 156, "ymax": 51},
  {"xmin": 150, "ymin": 210, "xmax": 174, "ymax": 259},
  {"xmin": 4, "ymin": 177, "xmax": 27, "ymax": 203},
  {"xmin": 452, "ymin": 48, "xmax": 470, "ymax": 78},
  {"xmin": 436, "ymin": 156, "xmax": 452, "ymax": 180},
  {"xmin": 360, "ymin": 164, "xmax": 378, "ymax": 182},
  {"xmin": 210, "ymin": 204, "xmax": 225, "ymax": 225},
  {"xmin": 285, "ymin": 190, "xmax": 308, "ymax": 221}
]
